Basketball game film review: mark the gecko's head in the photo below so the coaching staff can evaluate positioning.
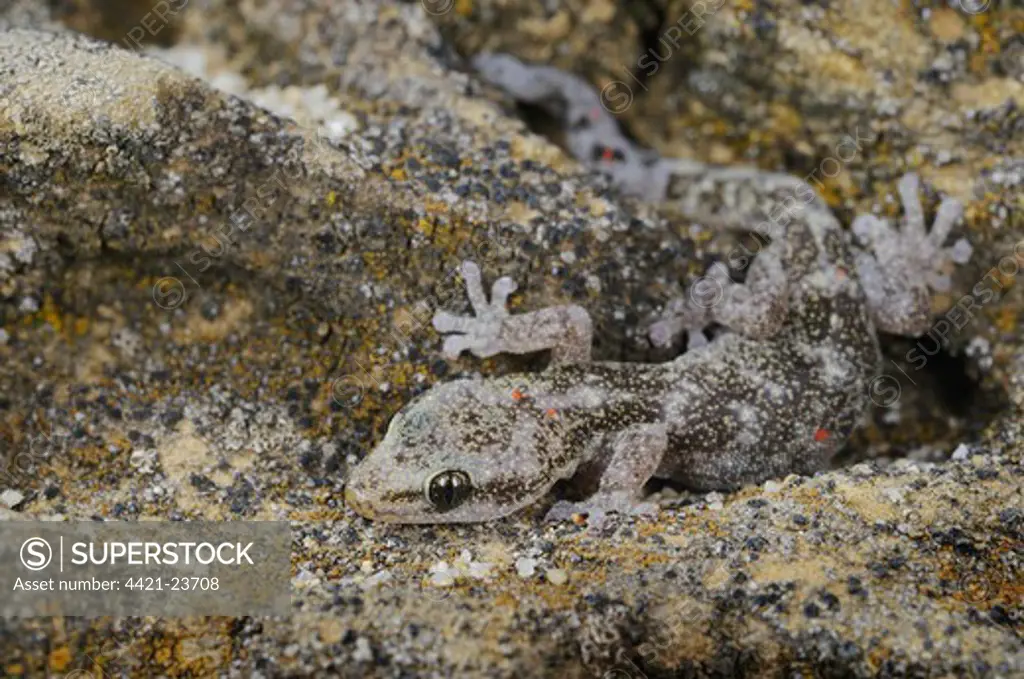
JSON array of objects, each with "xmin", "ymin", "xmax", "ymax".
[{"xmin": 345, "ymin": 378, "xmax": 566, "ymax": 523}]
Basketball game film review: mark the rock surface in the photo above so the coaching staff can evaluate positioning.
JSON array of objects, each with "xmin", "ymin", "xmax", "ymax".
[{"xmin": 0, "ymin": 1, "xmax": 1021, "ymax": 677}]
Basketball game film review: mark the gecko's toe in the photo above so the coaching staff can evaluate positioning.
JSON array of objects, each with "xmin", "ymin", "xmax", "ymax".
[
  {"xmin": 490, "ymin": 276, "xmax": 518, "ymax": 302},
  {"xmin": 686, "ymin": 328, "xmax": 711, "ymax": 350},
  {"xmin": 924, "ymin": 237, "xmax": 971, "ymax": 292},
  {"xmin": 649, "ymin": 316, "xmax": 683, "ymax": 348},
  {"xmin": 949, "ymin": 237, "xmax": 973, "ymax": 265},
  {"xmin": 558, "ymin": 505, "xmax": 609, "ymax": 531},
  {"xmin": 545, "ymin": 493, "xmax": 656, "ymax": 527},
  {"xmin": 544, "ymin": 500, "xmax": 609, "ymax": 528},
  {"xmin": 897, "ymin": 173, "xmax": 927, "ymax": 239},
  {"xmin": 432, "ymin": 311, "xmax": 474, "ymax": 333},
  {"xmin": 929, "ymin": 197, "xmax": 963, "ymax": 247},
  {"xmin": 649, "ymin": 288, "xmax": 719, "ymax": 350},
  {"xmin": 459, "ymin": 261, "xmax": 491, "ymax": 313},
  {"xmin": 459, "ymin": 260, "xmax": 481, "ymax": 279},
  {"xmin": 440, "ymin": 334, "xmax": 474, "ymax": 359},
  {"xmin": 649, "ymin": 312, "xmax": 714, "ymax": 352}
]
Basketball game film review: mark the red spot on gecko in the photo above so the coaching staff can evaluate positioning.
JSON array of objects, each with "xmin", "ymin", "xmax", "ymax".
[
  {"xmin": 546, "ymin": 408, "xmax": 558, "ymax": 419},
  {"xmin": 836, "ymin": 267, "xmax": 847, "ymax": 280},
  {"xmin": 814, "ymin": 428, "xmax": 830, "ymax": 442},
  {"xmin": 601, "ymin": 147, "xmax": 616, "ymax": 162},
  {"xmin": 589, "ymin": 107, "xmax": 601, "ymax": 121},
  {"xmin": 511, "ymin": 389, "xmax": 525, "ymax": 401}
]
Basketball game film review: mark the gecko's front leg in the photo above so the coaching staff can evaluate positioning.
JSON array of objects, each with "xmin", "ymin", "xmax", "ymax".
[
  {"xmin": 545, "ymin": 423, "xmax": 667, "ymax": 529},
  {"xmin": 433, "ymin": 261, "xmax": 594, "ymax": 363}
]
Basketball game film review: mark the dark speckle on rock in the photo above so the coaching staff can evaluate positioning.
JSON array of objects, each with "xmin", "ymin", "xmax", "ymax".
[
  {"xmin": 200, "ymin": 299, "xmax": 220, "ymax": 321},
  {"xmin": 160, "ymin": 410, "xmax": 184, "ymax": 428},
  {"xmin": 189, "ymin": 474, "xmax": 218, "ymax": 492},
  {"xmin": 299, "ymin": 447, "xmax": 322, "ymax": 471},
  {"xmin": 820, "ymin": 591, "xmax": 840, "ymax": 611},
  {"xmin": 228, "ymin": 479, "xmax": 256, "ymax": 515},
  {"xmin": 744, "ymin": 536, "xmax": 768, "ymax": 552},
  {"xmin": 989, "ymin": 606, "xmax": 1013, "ymax": 627}
]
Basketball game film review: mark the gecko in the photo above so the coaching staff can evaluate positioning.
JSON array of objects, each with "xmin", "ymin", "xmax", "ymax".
[{"xmin": 344, "ymin": 56, "xmax": 973, "ymax": 525}]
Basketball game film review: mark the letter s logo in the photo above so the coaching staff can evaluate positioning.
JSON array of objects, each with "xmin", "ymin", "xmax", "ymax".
[{"xmin": 20, "ymin": 537, "xmax": 52, "ymax": 571}]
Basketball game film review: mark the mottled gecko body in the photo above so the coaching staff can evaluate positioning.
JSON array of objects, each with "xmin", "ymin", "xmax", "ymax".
[{"xmin": 344, "ymin": 56, "xmax": 971, "ymax": 525}]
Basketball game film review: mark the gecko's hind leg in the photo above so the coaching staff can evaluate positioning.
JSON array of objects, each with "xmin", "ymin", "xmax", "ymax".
[
  {"xmin": 433, "ymin": 261, "xmax": 593, "ymax": 363},
  {"xmin": 650, "ymin": 239, "xmax": 791, "ymax": 349},
  {"xmin": 853, "ymin": 173, "xmax": 973, "ymax": 336}
]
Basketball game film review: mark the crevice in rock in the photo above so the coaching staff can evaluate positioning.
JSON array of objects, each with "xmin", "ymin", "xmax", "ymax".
[
  {"xmin": 627, "ymin": 0, "xmax": 670, "ymax": 93},
  {"xmin": 47, "ymin": 0, "xmax": 185, "ymax": 49}
]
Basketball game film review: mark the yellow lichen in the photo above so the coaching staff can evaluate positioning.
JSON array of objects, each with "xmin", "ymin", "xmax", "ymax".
[{"xmin": 47, "ymin": 647, "xmax": 71, "ymax": 672}]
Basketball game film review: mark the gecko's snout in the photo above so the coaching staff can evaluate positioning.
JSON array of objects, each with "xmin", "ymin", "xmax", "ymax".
[{"xmin": 344, "ymin": 482, "xmax": 375, "ymax": 520}]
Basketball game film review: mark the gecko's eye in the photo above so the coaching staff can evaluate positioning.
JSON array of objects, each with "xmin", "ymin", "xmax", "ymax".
[{"xmin": 425, "ymin": 470, "xmax": 473, "ymax": 512}]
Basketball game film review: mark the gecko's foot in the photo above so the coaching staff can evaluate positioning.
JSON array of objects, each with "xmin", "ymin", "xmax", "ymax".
[
  {"xmin": 648, "ymin": 298, "xmax": 689, "ymax": 349},
  {"xmin": 649, "ymin": 315, "xmax": 712, "ymax": 351},
  {"xmin": 432, "ymin": 261, "xmax": 518, "ymax": 359},
  {"xmin": 649, "ymin": 262, "xmax": 732, "ymax": 349},
  {"xmin": 544, "ymin": 493, "xmax": 658, "ymax": 530},
  {"xmin": 853, "ymin": 173, "xmax": 973, "ymax": 335}
]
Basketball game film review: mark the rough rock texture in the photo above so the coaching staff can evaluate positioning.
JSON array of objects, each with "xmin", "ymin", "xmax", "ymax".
[{"xmin": 0, "ymin": 1, "xmax": 1021, "ymax": 677}]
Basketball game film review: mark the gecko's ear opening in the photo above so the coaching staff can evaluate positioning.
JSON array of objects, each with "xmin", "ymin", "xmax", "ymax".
[{"xmin": 425, "ymin": 470, "xmax": 473, "ymax": 512}]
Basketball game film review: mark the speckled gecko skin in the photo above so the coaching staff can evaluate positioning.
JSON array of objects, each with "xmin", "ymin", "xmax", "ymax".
[{"xmin": 344, "ymin": 56, "xmax": 972, "ymax": 525}]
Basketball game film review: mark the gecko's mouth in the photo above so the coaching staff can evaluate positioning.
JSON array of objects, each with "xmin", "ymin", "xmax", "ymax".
[
  {"xmin": 344, "ymin": 485, "xmax": 420, "ymax": 523},
  {"xmin": 344, "ymin": 486, "xmax": 376, "ymax": 520}
]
